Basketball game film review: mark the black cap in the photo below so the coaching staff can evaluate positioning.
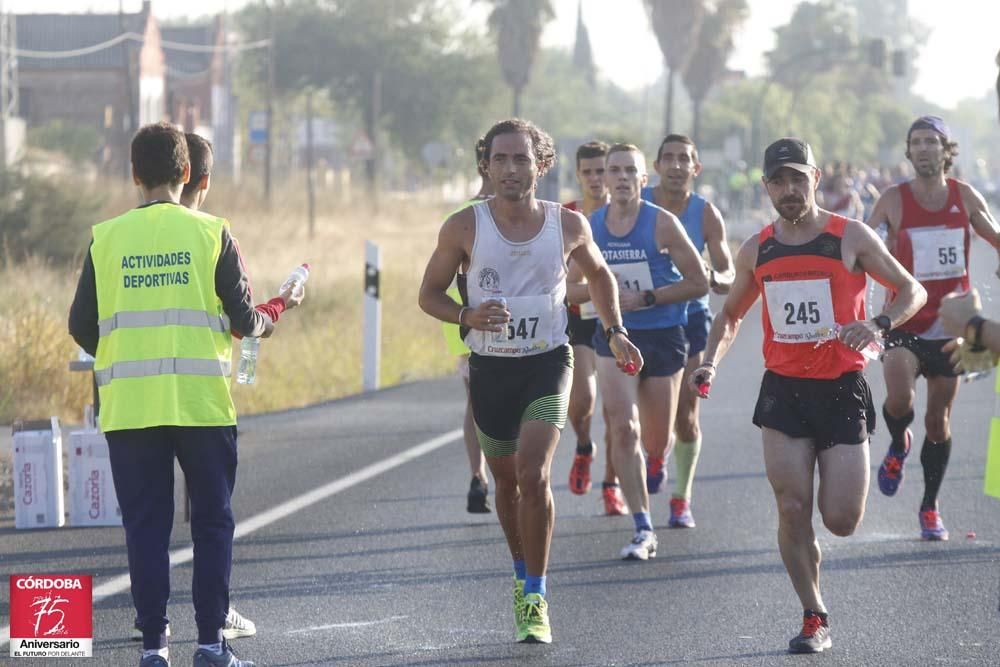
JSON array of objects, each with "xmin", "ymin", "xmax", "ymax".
[{"xmin": 763, "ymin": 138, "xmax": 817, "ymax": 179}]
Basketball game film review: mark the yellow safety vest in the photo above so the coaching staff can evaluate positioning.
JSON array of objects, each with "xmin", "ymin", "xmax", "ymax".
[
  {"xmin": 985, "ymin": 371, "xmax": 1000, "ymax": 499},
  {"xmin": 90, "ymin": 202, "xmax": 236, "ymax": 431}
]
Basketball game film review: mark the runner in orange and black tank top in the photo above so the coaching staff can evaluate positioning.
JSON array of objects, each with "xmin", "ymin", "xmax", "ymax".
[
  {"xmin": 755, "ymin": 214, "xmax": 868, "ymax": 379},
  {"xmin": 889, "ymin": 178, "xmax": 970, "ymax": 335}
]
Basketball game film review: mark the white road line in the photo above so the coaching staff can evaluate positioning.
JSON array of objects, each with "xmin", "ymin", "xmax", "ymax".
[
  {"xmin": 1, "ymin": 429, "xmax": 462, "ymax": 650},
  {"xmin": 286, "ymin": 615, "xmax": 409, "ymax": 634}
]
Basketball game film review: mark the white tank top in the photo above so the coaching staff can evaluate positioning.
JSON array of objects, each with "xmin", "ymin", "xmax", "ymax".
[{"xmin": 465, "ymin": 200, "xmax": 569, "ymax": 357}]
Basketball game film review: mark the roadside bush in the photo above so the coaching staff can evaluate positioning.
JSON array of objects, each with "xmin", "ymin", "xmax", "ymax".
[{"xmin": 0, "ymin": 168, "xmax": 104, "ymax": 265}]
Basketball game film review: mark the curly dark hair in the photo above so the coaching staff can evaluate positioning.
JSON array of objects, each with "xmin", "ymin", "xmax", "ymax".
[
  {"xmin": 905, "ymin": 135, "xmax": 959, "ymax": 173},
  {"xmin": 480, "ymin": 118, "xmax": 556, "ymax": 176},
  {"xmin": 182, "ymin": 133, "xmax": 214, "ymax": 198},
  {"xmin": 131, "ymin": 122, "xmax": 189, "ymax": 189},
  {"xmin": 474, "ymin": 136, "xmax": 488, "ymax": 179}
]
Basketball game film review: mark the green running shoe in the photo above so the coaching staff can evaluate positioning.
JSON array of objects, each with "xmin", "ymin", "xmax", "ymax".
[
  {"xmin": 516, "ymin": 593, "xmax": 552, "ymax": 644},
  {"xmin": 512, "ymin": 578, "xmax": 525, "ymax": 630}
]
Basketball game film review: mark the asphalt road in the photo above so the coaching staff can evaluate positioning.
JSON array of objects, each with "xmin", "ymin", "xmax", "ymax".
[{"xmin": 2, "ymin": 242, "xmax": 1000, "ymax": 666}]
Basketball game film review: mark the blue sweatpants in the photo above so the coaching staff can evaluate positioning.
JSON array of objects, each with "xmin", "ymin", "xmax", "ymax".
[{"xmin": 106, "ymin": 425, "xmax": 238, "ymax": 649}]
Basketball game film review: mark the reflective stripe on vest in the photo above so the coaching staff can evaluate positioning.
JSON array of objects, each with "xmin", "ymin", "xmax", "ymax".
[
  {"xmin": 94, "ymin": 357, "xmax": 232, "ymax": 387},
  {"xmin": 98, "ymin": 309, "xmax": 231, "ymax": 337}
]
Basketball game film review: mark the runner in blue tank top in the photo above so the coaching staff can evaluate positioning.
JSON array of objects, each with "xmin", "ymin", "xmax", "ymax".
[
  {"xmin": 640, "ymin": 134, "xmax": 735, "ymax": 528},
  {"xmin": 586, "ymin": 143, "xmax": 708, "ymax": 560}
]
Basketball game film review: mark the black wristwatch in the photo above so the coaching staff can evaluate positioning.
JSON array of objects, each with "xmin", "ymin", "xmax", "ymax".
[
  {"xmin": 605, "ymin": 324, "xmax": 629, "ymax": 342},
  {"xmin": 643, "ymin": 290, "xmax": 656, "ymax": 307},
  {"xmin": 872, "ymin": 315, "xmax": 892, "ymax": 337}
]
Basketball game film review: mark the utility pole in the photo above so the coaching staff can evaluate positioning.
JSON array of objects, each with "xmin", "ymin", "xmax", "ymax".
[
  {"xmin": 120, "ymin": 0, "xmax": 137, "ymax": 181},
  {"xmin": 0, "ymin": 0, "xmax": 8, "ymax": 171},
  {"xmin": 368, "ymin": 67, "xmax": 380, "ymax": 212},
  {"xmin": 0, "ymin": 0, "xmax": 14, "ymax": 170},
  {"xmin": 263, "ymin": 2, "xmax": 274, "ymax": 208},
  {"xmin": 305, "ymin": 88, "xmax": 315, "ymax": 239}
]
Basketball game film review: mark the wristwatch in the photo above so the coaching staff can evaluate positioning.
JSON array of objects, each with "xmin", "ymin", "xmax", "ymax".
[
  {"xmin": 605, "ymin": 324, "xmax": 629, "ymax": 342},
  {"xmin": 872, "ymin": 314, "xmax": 892, "ymax": 337},
  {"xmin": 643, "ymin": 290, "xmax": 656, "ymax": 307}
]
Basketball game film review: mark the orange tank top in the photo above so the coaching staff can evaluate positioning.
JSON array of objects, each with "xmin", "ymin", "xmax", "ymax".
[{"xmin": 754, "ymin": 215, "xmax": 868, "ymax": 379}]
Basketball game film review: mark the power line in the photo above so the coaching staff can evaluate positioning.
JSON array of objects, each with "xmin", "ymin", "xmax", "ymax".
[{"xmin": 0, "ymin": 30, "xmax": 269, "ymax": 59}]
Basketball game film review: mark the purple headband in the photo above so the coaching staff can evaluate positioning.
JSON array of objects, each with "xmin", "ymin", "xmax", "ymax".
[{"xmin": 908, "ymin": 115, "xmax": 950, "ymax": 142}]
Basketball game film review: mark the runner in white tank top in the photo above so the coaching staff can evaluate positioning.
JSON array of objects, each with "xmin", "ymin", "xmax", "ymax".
[{"xmin": 419, "ymin": 119, "xmax": 642, "ymax": 645}]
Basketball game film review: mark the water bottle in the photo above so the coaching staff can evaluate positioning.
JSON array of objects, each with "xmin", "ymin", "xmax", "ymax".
[
  {"xmin": 236, "ymin": 336, "xmax": 260, "ymax": 385},
  {"xmin": 817, "ymin": 324, "xmax": 883, "ymax": 360},
  {"xmin": 280, "ymin": 263, "xmax": 311, "ymax": 293},
  {"xmin": 860, "ymin": 337, "xmax": 884, "ymax": 361},
  {"xmin": 490, "ymin": 295, "xmax": 508, "ymax": 343}
]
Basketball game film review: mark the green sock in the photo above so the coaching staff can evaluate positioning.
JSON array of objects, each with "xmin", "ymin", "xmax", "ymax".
[{"xmin": 672, "ymin": 437, "xmax": 702, "ymax": 500}]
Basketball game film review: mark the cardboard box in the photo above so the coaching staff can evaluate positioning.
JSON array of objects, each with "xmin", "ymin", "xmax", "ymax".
[
  {"xmin": 67, "ymin": 429, "xmax": 122, "ymax": 527},
  {"xmin": 12, "ymin": 418, "xmax": 65, "ymax": 529}
]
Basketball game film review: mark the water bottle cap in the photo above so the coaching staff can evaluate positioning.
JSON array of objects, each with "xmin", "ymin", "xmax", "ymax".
[{"xmin": 302, "ymin": 263, "xmax": 310, "ymax": 270}]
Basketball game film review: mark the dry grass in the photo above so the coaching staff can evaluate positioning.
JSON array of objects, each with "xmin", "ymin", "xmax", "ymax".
[{"xmin": 0, "ymin": 181, "xmax": 461, "ymax": 425}]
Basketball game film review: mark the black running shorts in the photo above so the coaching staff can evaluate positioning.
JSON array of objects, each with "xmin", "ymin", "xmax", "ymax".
[
  {"xmin": 752, "ymin": 370, "xmax": 876, "ymax": 450},
  {"xmin": 567, "ymin": 309, "xmax": 598, "ymax": 349},
  {"xmin": 468, "ymin": 345, "xmax": 573, "ymax": 457},
  {"xmin": 884, "ymin": 330, "xmax": 959, "ymax": 378}
]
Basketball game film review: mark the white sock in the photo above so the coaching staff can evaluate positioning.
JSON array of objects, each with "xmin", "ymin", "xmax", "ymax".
[
  {"xmin": 198, "ymin": 642, "xmax": 223, "ymax": 655},
  {"xmin": 142, "ymin": 647, "xmax": 169, "ymax": 659}
]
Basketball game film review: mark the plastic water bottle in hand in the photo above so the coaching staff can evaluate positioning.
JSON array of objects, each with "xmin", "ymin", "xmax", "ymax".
[
  {"xmin": 814, "ymin": 324, "xmax": 882, "ymax": 360},
  {"xmin": 280, "ymin": 263, "xmax": 311, "ymax": 295},
  {"xmin": 490, "ymin": 295, "xmax": 508, "ymax": 343},
  {"xmin": 236, "ymin": 336, "xmax": 260, "ymax": 385}
]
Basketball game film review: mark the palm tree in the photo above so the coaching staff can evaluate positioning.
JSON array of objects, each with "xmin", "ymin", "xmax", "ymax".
[
  {"xmin": 645, "ymin": 0, "xmax": 705, "ymax": 135},
  {"xmin": 485, "ymin": 0, "xmax": 556, "ymax": 116},
  {"xmin": 995, "ymin": 48, "xmax": 1000, "ymax": 124},
  {"xmin": 682, "ymin": 0, "xmax": 749, "ymax": 143}
]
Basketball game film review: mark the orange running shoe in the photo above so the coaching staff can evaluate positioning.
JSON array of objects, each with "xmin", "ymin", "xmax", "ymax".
[
  {"xmin": 569, "ymin": 448, "xmax": 594, "ymax": 495},
  {"xmin": 602, "ymin": 483, "xmax": 627, "ymax": 515}
]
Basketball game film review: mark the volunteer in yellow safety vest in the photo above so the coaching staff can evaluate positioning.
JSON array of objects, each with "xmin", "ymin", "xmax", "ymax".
[{"xmin": 69, "ymin": 122, "xmax": 302, "ymax": 667}]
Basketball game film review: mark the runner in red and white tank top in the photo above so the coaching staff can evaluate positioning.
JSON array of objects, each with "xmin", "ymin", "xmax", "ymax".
[
  {"xmin": 689, "ymin": 137, "xmax": 926, "ymax": 654},
  {"xmin": 891, "ymin": 177, "xmax": 970, "ymax": 336},
  {"xmin": 561, "ymin": 141, "xmax": 625, "ymax": 513},
  {"xmin": 865, "ymin": 115, "xmax": 1000, "ymax": 542}
]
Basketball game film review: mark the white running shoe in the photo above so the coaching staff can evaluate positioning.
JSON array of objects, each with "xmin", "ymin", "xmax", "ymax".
[
  {"xmin": 620, "ymin": 529, "xmax": 658, "ymax": 560},
  {"xmin": 222, "ymin": 607, "xmax": 257, "ymax": 640}
]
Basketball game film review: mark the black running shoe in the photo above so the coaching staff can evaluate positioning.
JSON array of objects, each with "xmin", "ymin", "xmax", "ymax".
[
  {"xmin": 467, "ymin": 477, "xmax": 492, "ymax": 513},
  {"xmin": 788, "ymin": 611, "xmax": 831, "ymax": 654}
]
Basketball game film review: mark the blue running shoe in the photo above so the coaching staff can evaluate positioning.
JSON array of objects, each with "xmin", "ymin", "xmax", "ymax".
[
  {"xmin": 877, "ymin": 430, "xmax": 911, "ymax": 496},
  {"xmin": 919, "ymin": 507, "xmax": 949, "ymax": 541},
  {"xmin": 668, "ymin": 497, "xmax": 695, "ymax": 528}
]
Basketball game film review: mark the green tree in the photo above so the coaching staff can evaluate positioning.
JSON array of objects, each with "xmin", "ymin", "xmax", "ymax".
[
  {"xmin": 27, "ymin": 120, "xmax": 102, "ymax": 164},
  {"xmin": 237, "ymin": 1, "xmax": 503, "ymax": 169},
  {"xmin": 484, "ymin": 0, "xmax": 556, "ymax": 116},
  {"xmin": 681, "ymin": 0, "xmax": 748, "ymax": 144},
  {"xmin": 765, "ymin": 1, "xmax": 856, "ymax": 94},
  {"xmin": 645, "ymin": 0, "xmax": 705, "ymax": 135}
]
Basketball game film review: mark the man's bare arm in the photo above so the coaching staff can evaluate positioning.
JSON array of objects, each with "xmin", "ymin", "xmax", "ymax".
[
  {"xmin": 651, "ymin": 210, "xmax": 709, "ymax": 304},
  {"xmin": 960, "ymin": 182, "xmax": 1000, "ymax": 274},
  {"xmin": 418, "ymin": 210, "xmax": 473, "ymax": 325},
  {"xmin": 846, "ymin": 220, "xmax": 926, "ymax": 328},
  {"xmin": 565, "ymin": 259, "xmax": 591, "ymax": 305},
  {"xmin": 563, "ymin": 209, "xmax": 622, "ymax": 328},
  {"xmin": 703, "ymin": 202, "xmax": 734, "ymax": 293},
  {"xmin": 701, "ymin": 237, "xmax": 761, "ymax": 369},
  {"xmin": 865, "ymin": 186, "xmax": 899, "ymax": 233}
]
